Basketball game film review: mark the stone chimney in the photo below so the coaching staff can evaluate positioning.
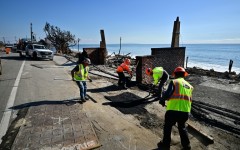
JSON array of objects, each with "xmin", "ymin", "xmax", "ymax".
[{"xmin": 171, "ymin": 17, "xmax": 180, "ymax": 48}]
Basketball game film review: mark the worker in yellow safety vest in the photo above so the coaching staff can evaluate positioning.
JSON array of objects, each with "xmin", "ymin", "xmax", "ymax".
[
  {"xmin": 145, "ymin": 67, "xmax": 169, "ymax": 98},
  {"xmin": 158, "ymin": 67, "xmax": 193, "ymax": 150},
  {"xmin": 71, "ymin": 58, "xmax": 92, "ymax": 103}
]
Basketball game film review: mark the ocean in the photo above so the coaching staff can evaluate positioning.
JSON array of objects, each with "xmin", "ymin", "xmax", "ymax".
[{"xmin": 70, "ymin": 44, "xmax": 240, "ymax": 74}]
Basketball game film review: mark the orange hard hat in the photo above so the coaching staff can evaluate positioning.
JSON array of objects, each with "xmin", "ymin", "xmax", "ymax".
[
  {"xmin": 145, "ymin": 68, "xmax": 152, "ymax": 76},
  {"xmin": 124, "ymin": 58, "xmax": 131, "ymax": 65},
  {"xmin": 173, "ymin": 67, "xmax": 189, "ymax": 77}
]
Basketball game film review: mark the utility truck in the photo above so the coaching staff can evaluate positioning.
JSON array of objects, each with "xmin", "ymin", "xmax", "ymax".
[
  {"xmin": 16, "ymin": 39, "xmax": 53, "ymax": 60},
  {"xmin": 25, "ymin": 43, "xmax": 53, "ymax": 60}
]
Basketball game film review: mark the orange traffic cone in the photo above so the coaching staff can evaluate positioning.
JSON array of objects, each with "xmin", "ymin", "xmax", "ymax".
[{"xmin": 5, "ymin": 47, "xmax": 11, "ymax": 54}]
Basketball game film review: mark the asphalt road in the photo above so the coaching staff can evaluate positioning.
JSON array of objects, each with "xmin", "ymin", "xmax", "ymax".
[
  {"xmin": 0, "ymin": 52, "xmax": 78, "ymax": 140},
  {"xmin": 0, "ymin": 52, "xmax": 24, "ymax": 121}
]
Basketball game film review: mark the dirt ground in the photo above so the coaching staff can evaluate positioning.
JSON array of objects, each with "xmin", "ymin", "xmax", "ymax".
[
  {"xmin": 84, "ymin": 65, "xmax": 240, "ymax": 150},
  {"xmin": 2, "ymin": 55, "xmax": 239, "ymax": 150}
]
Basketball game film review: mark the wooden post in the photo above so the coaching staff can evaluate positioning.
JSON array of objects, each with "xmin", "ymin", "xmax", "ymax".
[
  {"xmin": 118, "ymin": 37, "xmax": 121, "ymax": 55},
  {"xmin": 77, "ymin": 38, "xmax": 80, "ymax": 52},
  {"xmin": 187, "ymin": 122, "xmax": 214, "ymax": 144},
  {"xmin": 229, "ymin": 59, "xmax": 233, "ymax": 73},
  {"xmin": 30, "ymin": 23, "xmax": 33, "ymax": 43},
  {"xmin": 186, "ymin": 56, "xmax": 188, "ymax": 68}
]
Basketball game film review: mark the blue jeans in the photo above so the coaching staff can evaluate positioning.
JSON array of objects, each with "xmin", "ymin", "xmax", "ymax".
[{"xmin": 76, "ymin": 81, "xmax": 87, "ymax": 99}]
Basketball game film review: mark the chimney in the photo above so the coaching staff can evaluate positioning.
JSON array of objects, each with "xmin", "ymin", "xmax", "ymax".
[{"xmin": 171, "ymin": 17, "xmax": 180, "ymax": 48}]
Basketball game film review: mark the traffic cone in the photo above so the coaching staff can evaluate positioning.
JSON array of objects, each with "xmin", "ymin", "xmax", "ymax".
[{"xmin": 5, "ymin": 47, "xmax": 11, "ymax": 54}]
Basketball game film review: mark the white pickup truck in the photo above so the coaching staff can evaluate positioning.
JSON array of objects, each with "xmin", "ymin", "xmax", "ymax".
[{"xmin": 25, "ymin": 44, "xmax": 54, "ymax": 60}]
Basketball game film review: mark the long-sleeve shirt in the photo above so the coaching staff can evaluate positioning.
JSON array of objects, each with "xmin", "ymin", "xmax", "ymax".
[
  {"xmin": 161, "ymin": 80, "xmax": 174, "ymax": 101},
  {"xmin": 153, "ymin": 69, "xmax": 169, "ymax": 85},
  {"xmin": 116, "ymin": 63, "xmax": 132, "ymax": 75}
]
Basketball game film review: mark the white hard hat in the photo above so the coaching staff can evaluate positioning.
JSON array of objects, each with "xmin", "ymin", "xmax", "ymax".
[{"xmin": 83, "ymin": 58, "xmax": 91, "ymax": 64}]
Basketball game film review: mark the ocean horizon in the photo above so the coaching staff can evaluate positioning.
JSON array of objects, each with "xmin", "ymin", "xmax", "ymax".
[{"xmin": 70, "ymin": 44, "xmax": 240, "ymax": 74}]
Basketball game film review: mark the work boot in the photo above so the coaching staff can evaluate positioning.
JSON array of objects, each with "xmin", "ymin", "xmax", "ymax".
[
  {"xmin": 182, "ymin": 145, "xmax": 191, "ymax": 150},
  {"xmin": 80, "ymin": 98, "xmax": 86, "ymax": 102},
  {"xmin": 157, "ymin": 141, "xmax": 170, "ymax": 150}
]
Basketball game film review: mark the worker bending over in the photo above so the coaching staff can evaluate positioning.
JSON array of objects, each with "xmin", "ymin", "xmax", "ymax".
[
  {"xmin": 158, "ymin": 67, "xmax": 193, "ymax": 150},
  {"xmin": 145, "ymin": 67, "xmax": 169, "ymax": 98},
  {"xmin": 116, "ymin": 58, "xmax": 132, "ymax": 89}
]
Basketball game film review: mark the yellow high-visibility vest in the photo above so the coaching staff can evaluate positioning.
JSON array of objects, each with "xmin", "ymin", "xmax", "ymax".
[
  {"xmin": 167, "ymin": 78, "xmax": 193, "ymax": 112},
  {"xmin": 74, "ymin": 64, "xmax": 89, "ymax": 81},
  {"xmin": 152, "ymin": 67, "xmax": 163, "ymax": 85}
]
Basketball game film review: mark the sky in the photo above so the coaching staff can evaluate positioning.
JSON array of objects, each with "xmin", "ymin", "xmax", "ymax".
[{"xmin": 0, "ymin": 0, "xmax": 240, "ymax": 44}]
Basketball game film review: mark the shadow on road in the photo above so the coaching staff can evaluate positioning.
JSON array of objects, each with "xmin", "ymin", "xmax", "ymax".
[
  {"xmin": 88, "ymin": 84, "xmax": 121, "ymax": 93},
  {"xmin": 103, "ymin": 95, "xmax": 156, "ymax": 108},
  {"xmin": 9, "ymin": 98, "xmax": 81, "ymax": 110},
  {"xmin": 58, "ymin": 60, "xmax": 76, "ymax": 66},
  {"xmin": 102, "ymin": 92, "xmax": 157, "ymax": 115}
]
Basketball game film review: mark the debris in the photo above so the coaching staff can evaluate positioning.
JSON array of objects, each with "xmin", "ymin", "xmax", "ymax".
[{"xmin": 187, "ymin": 122, "xmax": 214, "ymax": 144}]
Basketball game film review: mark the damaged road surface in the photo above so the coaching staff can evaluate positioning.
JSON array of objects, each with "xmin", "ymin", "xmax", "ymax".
[
  {"xmin": 1, "ymin": 55, "xmax": 239, "ymax": 150},
  {"xmin": 85, "ymin": 65, "xmax": 240, "ymax": 150}
]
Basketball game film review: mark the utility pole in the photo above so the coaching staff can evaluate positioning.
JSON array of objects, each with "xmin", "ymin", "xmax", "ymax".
[
  {"xmin": 30, "ymin": 23, "xmax": 33, "ymax": 43},
  {"xmin": 77, "ymin": 38, "xmax": 80, "ymax": 52},
  {"xmin": 118, "ymin": 37, "xmax": 121, "ymax": 55},
  {"xmin": 3, "ymin": 37, "xmax": 5, "ymax": 44}
]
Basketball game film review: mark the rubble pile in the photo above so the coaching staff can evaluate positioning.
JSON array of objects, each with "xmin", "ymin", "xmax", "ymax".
[{"xmin": 186, "ymin": 67, "xmax": 240, "ymax": 81}]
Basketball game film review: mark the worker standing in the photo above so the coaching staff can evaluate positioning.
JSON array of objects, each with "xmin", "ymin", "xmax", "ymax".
[
  {"xmin": 71, "ymin": 58, "xmax": 92, "ymax": 103},
  {"xmin": 116, "ymin": 58, "xmax": 132, "ymax": 89},
  {"xmin": 158, "ymin": 67, "xmax": 193, "ymax": 150},
  {"xmin": 145, "ymin": 67, "xmax": 169, "ymax": 99}
]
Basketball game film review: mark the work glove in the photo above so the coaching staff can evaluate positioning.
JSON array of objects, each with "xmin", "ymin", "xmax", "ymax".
[
  {"xmin": 89, "ymin": 79, "xmax": 93, "ymax": 82},
  {"xmin": 149, "ymin": 84, "xmax": 154, "ymax": 91},
  {"xmin": 150, "ymin": 85, "xmax": 157, "ymax": 94},
  {"xmin": 151, "ymin": 84, "xmax": 157, "ymax": 90},
  {"xmin": 159, "ymin": 99, "xmax": 165, "ymax": 107}
]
